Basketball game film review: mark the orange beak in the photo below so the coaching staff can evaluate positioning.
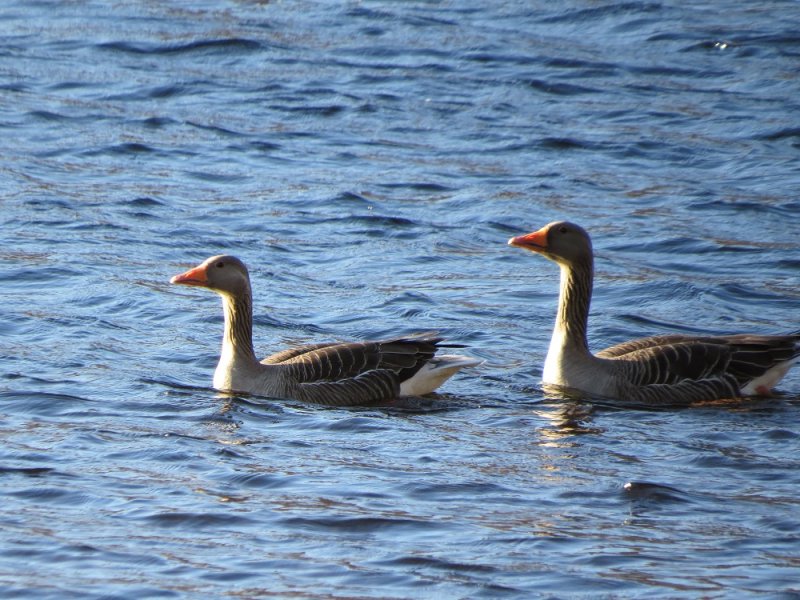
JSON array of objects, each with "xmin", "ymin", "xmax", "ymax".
[
  {"xmin": 170, "ymin": 264, "xmax": 208, "ymax": 286},
  {"xmin": 508, "ymin": 226, "xmax": 549, "ymax": 251}
]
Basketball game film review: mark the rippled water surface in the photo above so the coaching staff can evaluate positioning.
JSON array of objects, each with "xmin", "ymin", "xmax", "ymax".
[{"xmin": 2, "ymin": 1, "xmax": 800, "ymax": 597}]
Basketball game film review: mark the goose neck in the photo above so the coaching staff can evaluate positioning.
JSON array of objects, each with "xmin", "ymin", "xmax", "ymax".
[
  {"xmin": 220, "ymin": 289, "xmax": 258, "ymax": 365},
  {"xmin": 554, "ymin": 260, "xmax": 592, "ymax": 354}
]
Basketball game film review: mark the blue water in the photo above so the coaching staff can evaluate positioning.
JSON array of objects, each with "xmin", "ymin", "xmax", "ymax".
[{"xmin": 2, "ymin": 1, "xmax": 799, "ymax": 597}]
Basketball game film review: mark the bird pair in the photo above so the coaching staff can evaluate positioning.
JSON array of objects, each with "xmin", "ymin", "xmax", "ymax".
[{"xmin": 171, "ymin": 221, "xmax": 799, "ymax": 407}]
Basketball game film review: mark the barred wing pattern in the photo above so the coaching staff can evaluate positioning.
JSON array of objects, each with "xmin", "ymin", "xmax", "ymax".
[
  {"xmin": 596, "ymin": 335, "xmax": 697, "ymax": 359},
  {"xmin": 275, "ymin": 336, "xmax": 441, "ymax": 406},
  {"xmin": 262, "ymin": 342, "xmax": 342, "ymax": 365},
  {"xmin": 601, "ymin": 331, "xmax": 800, "ymax": 405},
  {"xmin": 615, "ymin": 376, "xmax": 741, "ymax": 407},
  {"xmin": 292, "ymin": 370, "xmax": 402, "ymax": 406}
]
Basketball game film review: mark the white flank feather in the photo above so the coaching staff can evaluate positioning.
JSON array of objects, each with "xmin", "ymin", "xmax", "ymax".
[{"xmin": 399, "ymin": 354, "xmax": 482, "ymax": 396}]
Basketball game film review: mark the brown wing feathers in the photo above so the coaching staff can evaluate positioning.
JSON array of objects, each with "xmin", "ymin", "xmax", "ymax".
[
  {"xmin": 719, "ymin": 334, "xmax": 800, "ymax": 384},
  {"xmin": 618, "ymin": 342, "xmax": 730, "ymax": 387},
  {"xmin": 608, "ymin": 333, "xmax": 800, "ymax": 393},
  {"xmin": 624, "ymin": 375, "xmax": 740, "ymax": 407},
  {"xmin": 278, "ymin": 335, "xmax": 441, "ymax": 383},
  {"xmin": 294, "ymin": 370, "xmax": 400, "ymax": 406},
  {"xmin": 262, "ymin": 342, "xmax": 342, "ymax": 365},
  {"xmin": 278, "ymin": 335, "xmax": 443, "ymax": 406},
  {"xmin": 596, "ymin": 334, "xmax": 696, "ymax": 359}
]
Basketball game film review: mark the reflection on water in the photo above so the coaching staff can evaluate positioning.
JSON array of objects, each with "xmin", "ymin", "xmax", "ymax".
[{"xmin": 536, "ymin": 402, "xmax": 605, "ymax": 438}]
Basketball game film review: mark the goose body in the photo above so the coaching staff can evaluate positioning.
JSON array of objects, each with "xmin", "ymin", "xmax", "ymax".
[
  {"xmin": 170, "ymin": 255, "xmax": 480, "ymax": 406},
  {"xmin": 509, "ymin": 221, "xmax": 800, "ymax": 406}
]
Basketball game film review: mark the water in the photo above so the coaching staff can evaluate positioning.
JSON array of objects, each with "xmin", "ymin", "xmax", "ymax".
[{"xmin": 1, "ymin": 1, "xmax": 799, "ymax": 597}]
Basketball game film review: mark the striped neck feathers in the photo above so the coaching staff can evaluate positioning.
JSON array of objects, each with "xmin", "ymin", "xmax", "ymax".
[
  {"xmin": 552, "ymin": 257, "xmax": 593, "ymax": 355},
  {"xmin": 219, "ymin": 288, "xmax": 258, "ymax": 365}
]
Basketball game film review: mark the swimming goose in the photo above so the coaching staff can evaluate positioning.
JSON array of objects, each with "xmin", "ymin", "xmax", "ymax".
[
  {"xmin": 170, "ymin": 255, "xmax": 480, "ymax": 405},
  {"xmin": 508, "ymin": 221, "xmax": 800, "ymax": 405}
]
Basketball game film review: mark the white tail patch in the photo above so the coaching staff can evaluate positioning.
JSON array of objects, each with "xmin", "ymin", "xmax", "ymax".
[
  {"xmin": 399, "ymin": 354, "xmax": 482, "ymax": 397},
  {"xmin": 740, "ymin": 357, "xmax": 798, "ymax": 396}
]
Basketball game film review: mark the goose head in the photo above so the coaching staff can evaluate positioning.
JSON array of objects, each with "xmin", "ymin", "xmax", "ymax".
[
  {"xmin": 170, "ymin": 254, "xmax": 251, "ymax": 297},
  {"xmin": 508, "ymin": 221, "xmax": 592, "ymax": 268}
]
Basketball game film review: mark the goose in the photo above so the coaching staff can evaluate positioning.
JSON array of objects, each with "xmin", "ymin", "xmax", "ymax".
[
  {"xmin": 508, "ymin": 221, "xmax": 800, "ymax": 405},
  {"xmin": 170, "ymin": 255, "xmax": 480, "ymax": 406}
]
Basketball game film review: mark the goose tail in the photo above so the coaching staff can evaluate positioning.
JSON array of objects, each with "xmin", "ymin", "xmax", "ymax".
[{"xmin": 399, "ymin": 354, "xmax": 482, "ymax": 396}]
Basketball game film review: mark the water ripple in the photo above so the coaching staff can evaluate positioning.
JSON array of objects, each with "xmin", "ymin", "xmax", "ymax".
[{"xmin": 2, "ymin": 1, "xmax": 799, "ymax": 597}]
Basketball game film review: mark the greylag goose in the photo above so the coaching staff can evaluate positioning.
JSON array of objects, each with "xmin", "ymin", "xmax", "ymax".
[
  {"xmin": 170, "ymin": 255, "xmax": 480, "ymax": 405},
  {"xmin": 508, "ymin": 221, "xmax": 800, "ymax": 405}
]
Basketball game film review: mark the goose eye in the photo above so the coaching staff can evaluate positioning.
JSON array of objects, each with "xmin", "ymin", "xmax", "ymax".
[
  {"xmin": 215, "ymin": 261, "xmax": 225, "ymax": 268},
  {"xmin": 558, "ymin": 226, "xmax": 568, "ymax": 234}
]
